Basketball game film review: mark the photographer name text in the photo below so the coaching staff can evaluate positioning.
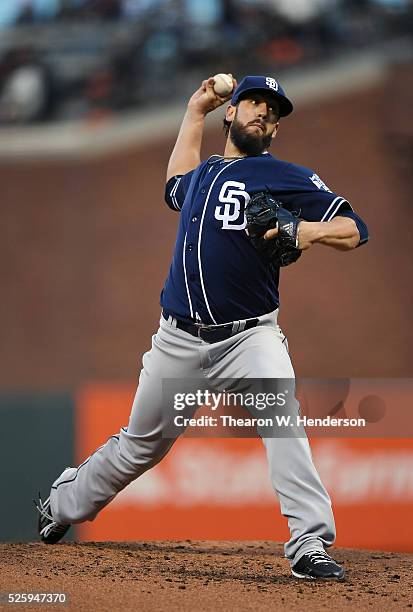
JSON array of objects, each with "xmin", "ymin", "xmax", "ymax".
[{"xmin": 174, "ymin": 415, "xmax": 366, "ymax": 428}]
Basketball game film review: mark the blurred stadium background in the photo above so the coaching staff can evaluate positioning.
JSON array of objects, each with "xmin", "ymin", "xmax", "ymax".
[{"xmin": 0, "ymin": 0, "xmax": 412, "ymax": 549}]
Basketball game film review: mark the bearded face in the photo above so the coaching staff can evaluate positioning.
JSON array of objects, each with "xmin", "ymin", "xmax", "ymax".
[
  {"xmin": 227, "ymin": 95, "xmax": 279, "ymax": 156},
  {"xmin": 229, "ymin": 113, "xmax": 274, "ymax": 156}
]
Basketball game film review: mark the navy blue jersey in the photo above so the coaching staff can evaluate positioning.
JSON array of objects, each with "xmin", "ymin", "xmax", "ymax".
[{"xmin": 161, "ymin": 153, "xmax": 368, "ymax": 325}]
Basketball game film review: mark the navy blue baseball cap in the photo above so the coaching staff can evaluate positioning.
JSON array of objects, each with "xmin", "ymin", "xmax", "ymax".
[{"xmin": 231, "ymin": 76, "xmax": 293, "ymax": 117}]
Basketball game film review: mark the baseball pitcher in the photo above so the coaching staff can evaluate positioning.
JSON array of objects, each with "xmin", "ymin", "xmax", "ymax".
[{"xmin": 35, "ymin": 75, "xmax": 369, "ymax": 580}]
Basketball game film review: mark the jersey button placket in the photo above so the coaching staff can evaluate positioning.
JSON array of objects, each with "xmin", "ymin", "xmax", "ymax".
[{"xmin": 185, "ymin": 196, "xmax": 203, "ymax": 318}]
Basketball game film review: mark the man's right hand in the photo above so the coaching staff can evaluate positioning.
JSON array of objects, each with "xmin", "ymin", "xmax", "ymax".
[
  {"xmin": 166, "ymin": 75, "xmax": 237, "ymax": 181},
  {"xmin": 187, "ymin": 76, "xmax": 237, "ymax": 117}
]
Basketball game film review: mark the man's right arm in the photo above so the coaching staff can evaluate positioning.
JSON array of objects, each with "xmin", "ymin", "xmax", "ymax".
[{"xmin": 166, "ymin": 76, "xmax": 236, "ymax": 182}]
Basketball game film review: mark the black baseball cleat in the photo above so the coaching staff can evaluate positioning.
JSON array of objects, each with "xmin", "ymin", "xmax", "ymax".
[
  {"xmin": 33, "ymin": 494, "xmax": 71, "ymax": 544},
  {"xmin": 291, "ymin": 550, "xmax": 345, "ymax": 580}
]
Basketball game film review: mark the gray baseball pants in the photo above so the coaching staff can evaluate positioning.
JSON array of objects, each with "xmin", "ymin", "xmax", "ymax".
[{"xmin": 50, "ymin": 309, "xmax": 335, "ymax": 566}]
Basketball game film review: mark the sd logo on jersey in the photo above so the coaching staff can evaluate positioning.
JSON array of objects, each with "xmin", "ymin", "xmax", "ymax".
[{"xmin": 215, "ymin": 181, "xmax": 250, "ymax": 230}]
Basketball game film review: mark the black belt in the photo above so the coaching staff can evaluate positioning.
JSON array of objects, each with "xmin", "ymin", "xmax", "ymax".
[{"xmin": 162, "ymin": 310, "xmax": 259, "ymax": 344}]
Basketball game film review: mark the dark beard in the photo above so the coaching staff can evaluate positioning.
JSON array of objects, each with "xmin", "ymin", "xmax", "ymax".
[{"xmin": 229, "ymin": 117, "xmax": 273, "ymax": 156}]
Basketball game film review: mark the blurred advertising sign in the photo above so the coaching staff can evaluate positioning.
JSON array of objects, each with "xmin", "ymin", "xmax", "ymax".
[{"xmin": 76, "ymin": 382, "xmax": 413, "ymax": 551}]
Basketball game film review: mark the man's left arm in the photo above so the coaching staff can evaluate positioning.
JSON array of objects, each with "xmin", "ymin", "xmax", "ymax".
[
  {"xmin": 296, "ymin": 213, "xmax": 367, "ymax": 251},
  {"xmin": 264, "ymin": 210, "xmax": 369, "ymax": 252},
  {"xmin": 266, "ymin": 163, "xmax": 369, "ymax": 252}
]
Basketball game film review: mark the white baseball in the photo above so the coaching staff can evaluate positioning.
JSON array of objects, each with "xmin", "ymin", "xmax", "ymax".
[{"xmin": 212, "ymin": 73, "xmax": 234, "ymax": 97}]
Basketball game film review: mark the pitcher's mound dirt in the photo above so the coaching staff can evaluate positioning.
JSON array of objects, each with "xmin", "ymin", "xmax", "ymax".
[{"xmin": 0, "ymin": 541, "xmax": 412, "ymax": 611}]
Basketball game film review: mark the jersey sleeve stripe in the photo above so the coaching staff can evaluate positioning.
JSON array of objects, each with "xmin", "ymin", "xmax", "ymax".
[
  {"xmin": 166, "ymin": 176, "xmax": 182, "ymax": 211},
  {"xmin": 326, "ymin": 197, "xmax": 345, "ymax": 221},
  {"xmin": 320, "ymin": 196, "xmax": 342, "ymax": 221},
  {"xmin": 320, "ymin": 196, "xmax": 353, "ymax": 222},
  {"xmin": 327, "ymin": 197, "xmax": 354, "ymax": 221},
  {"xmin": 170, "ymin": 177, "xmax": 182, "ymax": 211},
  {"xmin": 169, "ymin": 179, "xmax": 178, "ymax": 210}
]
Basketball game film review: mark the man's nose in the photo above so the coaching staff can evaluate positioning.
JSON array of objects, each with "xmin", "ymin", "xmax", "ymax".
[{"xmin": 256, "ymin": 103, "xmax": 268, "ymax": 118}]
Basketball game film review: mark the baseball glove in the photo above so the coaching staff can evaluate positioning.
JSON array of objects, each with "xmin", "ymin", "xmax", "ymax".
[{"xmin": 245, "ymin": 191, "xmax": 302, "ymax": 267}]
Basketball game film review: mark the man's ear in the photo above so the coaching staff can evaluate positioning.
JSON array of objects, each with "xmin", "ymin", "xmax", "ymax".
[
  {"xmin": 225, "ymin": 104, "xmax": 236, "ymax": 122},
  {"xmin": 271, "ymin": 122, "xmax": 280, "ymax": 139}
]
